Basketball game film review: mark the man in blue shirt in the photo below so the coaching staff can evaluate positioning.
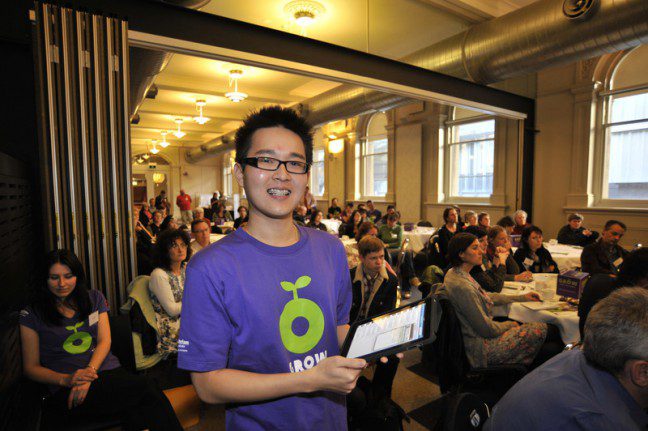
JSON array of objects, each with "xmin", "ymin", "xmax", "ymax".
[{"xmin": 484, "ymin": 287, "xmax": 648, "ymax": 430}]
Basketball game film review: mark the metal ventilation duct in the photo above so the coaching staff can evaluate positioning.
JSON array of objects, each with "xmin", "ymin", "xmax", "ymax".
[{"xmin": 186, "ymin": 0, "xmax": 648, "ymax": 162}]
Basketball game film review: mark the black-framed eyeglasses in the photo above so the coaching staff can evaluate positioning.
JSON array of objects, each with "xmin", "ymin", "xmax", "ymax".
[{"xmin": 242, "ymin": 157, "xmax": 310, "ymax": 174}]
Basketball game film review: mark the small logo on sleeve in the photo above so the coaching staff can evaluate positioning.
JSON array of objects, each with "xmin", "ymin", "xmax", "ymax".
[{"xmin": 178, "ymin": 339, "xmax": 190, "ymax": 353}]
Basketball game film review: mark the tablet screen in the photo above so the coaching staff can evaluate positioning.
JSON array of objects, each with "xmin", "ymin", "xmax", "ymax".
[{"xmin": 346, "ymin": 301, "xmax": 427, "ymax": 359}]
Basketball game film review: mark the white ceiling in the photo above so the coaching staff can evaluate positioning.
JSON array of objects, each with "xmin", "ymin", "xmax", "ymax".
[{"xmin": 131, "ymin": 0, "xmax": 539, "ymax": 154}]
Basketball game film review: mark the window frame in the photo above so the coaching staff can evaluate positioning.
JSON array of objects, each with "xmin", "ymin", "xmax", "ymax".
[
  {"xmin": 443, "ymin": 112, "xmax": 496, "ymax": 203},
  {"xmin": 357, "ymin": 112, "xmax": 390, "ymax": 200},
  {"xmin": 593, "ymin": 83, "xmax": 648, "ymax": 208},
  {"xmin": 222, "ymin": 153, "xmax": 233, "ymax": 197},
  {"xmin": 309, "ymin": 147, "xmax": 326, "ymax": 198}
]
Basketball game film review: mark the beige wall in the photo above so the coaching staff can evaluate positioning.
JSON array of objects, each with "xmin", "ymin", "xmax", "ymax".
[{"xmin": 534, "ymin": 56, "xmax": 648, "ymax": 246}]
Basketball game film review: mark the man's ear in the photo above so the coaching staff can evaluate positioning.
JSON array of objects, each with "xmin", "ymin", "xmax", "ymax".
[
  {"xmin": 629, "ymin": 360, "xmax": 648, "ymax": 388},
  {"xmin": 233, "ymin": 163, "xmax": 245, "ymax": 188}
]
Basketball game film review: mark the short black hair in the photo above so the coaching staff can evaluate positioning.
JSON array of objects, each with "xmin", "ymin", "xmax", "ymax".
[
  {"xmin": 464, "ymin": 226, "xmax": 487, "ymax": 238},
  {"xmin": 497, "ymin": 215, "xmax": 515, "ymax": 228},
  {"xmin": 153, "ymin": 229, "xmax": 192, "ymax": 271},
  {"xmin": 618, "ymin": 247, "xmax": 648, "ymax": 286},
  {"xmin": 309, "ymin": 210, "xmax": 323, "ymax": 224},
  {"xmin": 387, "ymin": 205, "xmax": 395, "ymax": 211},
  {"xmin": 604, "ymin": 219, "xmax": 627, "ymax": 231},
  {"xmin": 448, "ymin": 233, "xmax": 478, "ymax": 267},
  {"xmin": 234, "ymin": 106, "xmax": 313, "ymax": 165},
  {"xmin": 521, "ymin": 225, "xmax": 543, "ymax": 249},
  {"xmin": 191, "ymin": 219, "xmax": 209, "ymax": 232},
  {"xmin": 442, "ymin": 207, "xmax": 456, "ymax": 223}
]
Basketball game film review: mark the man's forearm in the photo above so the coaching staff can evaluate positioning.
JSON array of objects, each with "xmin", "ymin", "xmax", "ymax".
[{"xmin": 191, "ymin": 368, "xmax": 313, "ymax": 404}]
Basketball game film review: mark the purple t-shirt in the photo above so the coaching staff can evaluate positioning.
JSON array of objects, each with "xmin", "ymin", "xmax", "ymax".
[
  {"xmin": 20, "ymin": 289, "xmax": 121, "ymax": 390},
  {"xmin": 178, "ymin": 226, "xmax": 352, "ymax": 430}
]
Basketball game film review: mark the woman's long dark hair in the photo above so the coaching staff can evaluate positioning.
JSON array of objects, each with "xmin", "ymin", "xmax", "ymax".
[
  {"xmin": 32, "ymin": 249, "xmax": 92, "ymax": 326},
  {"xmin": 153, "ymin": 228, "xmax": 192, "ymax": 271}
]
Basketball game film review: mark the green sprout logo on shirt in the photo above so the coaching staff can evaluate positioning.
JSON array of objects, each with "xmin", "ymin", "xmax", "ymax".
[
  {"xmin": 62, "ymin": 322, "xmax": 92, "ymax": 354},
  {"xmin": 279, "ymin": 276, "xmax": 325, "ymax": 354}
]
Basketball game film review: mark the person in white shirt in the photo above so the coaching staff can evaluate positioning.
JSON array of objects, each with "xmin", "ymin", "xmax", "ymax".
[{"xmin": 190, "ymin": 219, "xmax": 211, "ymax": 255}]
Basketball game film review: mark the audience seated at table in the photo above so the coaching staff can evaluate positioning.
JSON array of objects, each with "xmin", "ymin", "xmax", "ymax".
[
  {"xmin": 379, "ymin": 205, "xmax": 400, "ymax": 225},
  {"xmin": 339, "ymin": 209, "xmax": 363, "ymax": 238},
  {"xmin": 292, "ymin": 204, "xmax": 308, "ymax": 226},
  {"xmin": 436, "ymin": 207, "xmax": 459, "ymax": 261},
  {"xmin": 487, "ymin": 226, "xmax": 533, "ymax": 282},
  {"xmin": 233, "ymin": 205, "xmax": 248, "ymax": 229},
  {"xmin": 307, "ymin": 210, "xmax": 329, "ymax": 232},
  {"xmin": 463, "ymin": 211, "xmax": 478, "ymax": 228},
  {"xmin": 190, "ymin": 219, "xmax": 212, "ymax": 255},
  {"xmin": 347, "ymin": 236, "xmax": 400, "ymax": 421},
  {"xmin": 478, "ymin": 212, "xmax": 491, "ymax": 230},
  {"xmin": 340, "ymin": 202, "xmax": 354, "ymax": 223},
  {"xmin": 19, "ymin": 249, "xmax": 182, "ymax": 431},
  {"xmin": 327, "ymin": 197, "xmax": 342, "ymax": 219},
  {"xmin": 366, "ymin": 200, "xmax": 382, "ymax": 223},
  {"xmin": 150, "ymin": 210, "xmax": 164, "ymax": 236},
  {"xmin": 557, "ymin": 213, "xmax": 599, "ymax": 247},
  {"xmin": 212, "ymin": 203, "xmax": 234, "ymax": 226},
  {"xmin": 138, "ymin": 202, "xmax": 153, "ymax": 227},
  {"xmin": 580, "ymin": 220, "xmax": 629, "ymax": 276},
  {"xmin": 578, "ymin": 247, "xmax": 648, "ymax": 336},
  {"xmin": 513, "ymin": 226, "xmax": 559, "ymax": 274},
  {"xmin": 149, "ymin": 229, "xmax": 192, "ymax": 388},
  {"xmin": 484, "ymin": 287, "xmax": 648, "ymax": 431},
  {"xmin": 496, "ymin": 215, "xmax": 515, "ymax": 235},
  {"xmin": 464, "ymin": 226, "xmax": 506, "ymax": 293},
  {"xmin": 437, "ymin": 233, "xmax": 564, "ymax": 369},
  {"xmin": 512, "ymin": 210, "xmax": 531, "ymax": 235}
]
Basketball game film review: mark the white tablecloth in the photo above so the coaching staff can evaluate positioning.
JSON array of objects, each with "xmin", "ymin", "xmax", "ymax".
[
  {"xmin": 493, "ymin": 273, "xmax": 580, "ymax": 344},
  {"xmin": 321, "ymin": 218, "xmax": 342, "ymax": 234},
  {"xmin": 210, "ymin": 233, "xmax": 226, "ymax": 243},
  {"xmin": 544, "ymin": 243, "xmax": 583, "ymax": 271},
  {"xmin": 404, "ymin": 227, "xmax": 436, "ymax": 253}
]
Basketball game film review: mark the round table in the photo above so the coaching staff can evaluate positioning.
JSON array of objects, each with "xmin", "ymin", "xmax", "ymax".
[
  {"xmin": 404, "ymin": 227, "xmax": 436, "ymax": 253},
  {"xmin": 493, "ymin": 273, "xmax": 580, "ymax": 344},
  {"xmin": 321, "ymin": 218, "xmax": 342, "ymax": 234},
  {"xmin": 543, "ymin": 243, "xmax": 583, "ymax": 271}
]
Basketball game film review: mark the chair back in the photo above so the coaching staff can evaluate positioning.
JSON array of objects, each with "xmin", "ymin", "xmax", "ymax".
[
  {"xmin": 442, "ymin": 392, "xmax": 490, "ymax": 431},
  {"xmin": 109, "ymin": 314, "xmax": 136, "ymax": 373},
  {"xmin": 425, "ymin": 235, "xmax": 447, "ymax": 268},
  {"xmin": 127, "ymin": 275, "xmax": 156, "ymax": 330},
  {"xmin": 417, "ymin": 220, "xmax": 433, "ymax": 227},
  {"xmin": 432, "ymin": 297, "xmax": 471, "ymax": 393}
]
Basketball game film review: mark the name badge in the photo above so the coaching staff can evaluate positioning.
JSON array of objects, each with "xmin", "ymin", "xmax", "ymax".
[
  {"xmin": 88, "ymin": 310, "xmax": 99, "ymax": 326},
  {"xmin": 391, "ymin": 233, "xmax": 397, "ymax": 239},
  {"xmin": 523, "ymin": 257, "xmax": 534, "ymax": 268},
  {"xmin": 481, "ymin": 264, "xmax": 486, "ymax": 271},
  {"xmin": 613, "ymin": 257, "xmax": 623, "ymax": 268}
]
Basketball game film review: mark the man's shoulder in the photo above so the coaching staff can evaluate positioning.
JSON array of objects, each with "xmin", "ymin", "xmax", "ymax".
[{"xmin": 299, "ymin": 225, "xmax": 341, "ymax": 249}]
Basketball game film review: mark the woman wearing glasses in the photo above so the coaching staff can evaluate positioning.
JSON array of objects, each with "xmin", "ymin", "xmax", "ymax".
[{"xmin": 149, "ymin": 229, "xmax": 192, "ymax": 388}]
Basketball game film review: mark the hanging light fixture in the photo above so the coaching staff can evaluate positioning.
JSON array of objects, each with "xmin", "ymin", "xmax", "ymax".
[
  {"xmin": 150, "ymin": 139, "xmax": 160, "ymax": 155},
  {"xmin": 136, "ymin": 156, "xmax": 144, "ymax": 164},
  {"xmin": 284, "ymin": 1, "xmax": 325, "ymax": 35},
  {"xmin": 173, "ymin": 118, "xmax": 186, "ymax": 138},
  {"xmin": 159, "ymin": 131, "xmax": 170, "ymax": 148},
  {"xmin": 225, "ymin": 69, "xmax": 248, "ymax": 103},
  {"xmin": 153, "ymin": 172, "xmax": 166, "ymax": 184},
  {"xmin": 142, "ymin": 153, "xmax": 150, "ymax": 160},
  {"xmin": 193, "ymin": 99, "xmax": 210, "ymax": 124}
]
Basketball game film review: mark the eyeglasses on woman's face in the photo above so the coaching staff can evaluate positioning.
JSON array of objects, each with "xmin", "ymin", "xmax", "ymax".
[{"xmin": 242, "ymin": 157, "xmax": 310, "ymax": 174}]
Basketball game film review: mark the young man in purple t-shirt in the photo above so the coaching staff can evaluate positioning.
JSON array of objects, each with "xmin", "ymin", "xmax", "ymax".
[{"xmin": 178, "ymin": 106, "xmax": 366, "ymax": 430}]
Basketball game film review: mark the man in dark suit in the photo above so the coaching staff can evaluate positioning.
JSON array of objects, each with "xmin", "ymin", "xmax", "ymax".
[{"xmin": 581, "ymin": 219, "xmax": 629, "ymax": 276}]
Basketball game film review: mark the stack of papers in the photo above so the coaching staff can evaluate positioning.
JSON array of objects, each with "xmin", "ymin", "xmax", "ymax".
[{"xmin": 520, "ymin": 301, "xmax": 562, "ymax": 311}]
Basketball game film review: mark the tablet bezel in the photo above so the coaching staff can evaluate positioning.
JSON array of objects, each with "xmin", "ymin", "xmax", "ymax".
[{"xmin": 340, "ymin": 296, "xmax": 435, "ymax": 362}]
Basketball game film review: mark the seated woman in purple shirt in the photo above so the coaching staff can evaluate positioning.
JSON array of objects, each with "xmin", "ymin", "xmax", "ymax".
[{"xmin": 19, "ymin": 249, "xmax": 181, "ymax": 431}]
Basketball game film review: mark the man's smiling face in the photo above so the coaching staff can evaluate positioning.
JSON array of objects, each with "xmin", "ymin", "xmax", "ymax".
[{"xmin": 234, "ymin": 126, "xmax": 309, "ymax": 221}]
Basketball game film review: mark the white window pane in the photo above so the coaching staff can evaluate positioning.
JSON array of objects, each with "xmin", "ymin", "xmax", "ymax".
[
  {"xmin": 606, "ymin": 121, "xmax": 648, "ymax": 199},
  {"xmin": 610, "ymin": 93, "xmax": 648, "ymax": 124},
  {"xmin": 453, "ymin": 135, "xmax": 494, "ymax": 197},
  {"xmin": 366, "ymin": 138, "xmax": 388, "ymax": 155},
  {"xmin": 456, "ymin": 120, "xmax": 495, "ymax": 143}
]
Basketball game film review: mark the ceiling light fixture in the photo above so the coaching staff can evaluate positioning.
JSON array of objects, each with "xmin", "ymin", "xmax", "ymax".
[
  {"xmin": 136, "ymin": 157, "xmax": 144, "ymax": 164},
  {"xmin": 159, "ymin": 131, "xmax": 170, "ymax": 148},
  {"xmin": 142, "ymin": 153, "xmax": 150, "ymax": 160},
  {"xmin": 193, "ymin": 99, "xmax": 210, "ymax": 124},
  {"xmin": 150, "ymin": 139, "xmax": 160, "ymax": 155},
  {"xmin": 284, "ymin": 1, "xmax": 325, "ymax": 35},
  {"xmin": 225, "ymin": 69, "xmax": 248, "ymax": 103},
  {"xmin": 173, "ymin": 118, "xmax": 186, "ymax": 138}
]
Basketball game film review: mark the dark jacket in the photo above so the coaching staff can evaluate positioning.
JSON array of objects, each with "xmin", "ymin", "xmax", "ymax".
[
  {"xmin": 308, "ymin": 222, "xmax": 329, "ymax": 232},
  {"xmin": 581, "ymin": 240, "xmax": 629, "ymax": 276},
  {"xmin": 138, "ymin": 208, "xmax": 152, "ymax": 227},
  {"xmin": 350, "ymin": 265, "xmax": 398, "ymax": 323},
  {"xmin": 557, "ymin": 225, "xmax": 599, "ymax": 247},
  {"xmin": 578, "ymin": 274, "xmax": 619, "ymax": 338},
  {"xmin": 233, "ymin": 216, "xmax": 248, "ymax": 229},
  {"xmin": 436, "ymin": 225, "xmax": 457, "ymax": 261},
  {"xmin": 485, "ymin": 250, "xmax": 521, "ymax": 281},
  {"xmin": 470, "ymin": 258, "xmax": 506, "ymax": 293},
  {"xmin": 513, "ymin": 246, "xmax": 560, "ymax": 274}
]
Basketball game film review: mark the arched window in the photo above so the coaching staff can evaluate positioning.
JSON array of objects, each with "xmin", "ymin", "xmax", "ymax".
[
  {"xmin": 310, "ymin": 128, "xmax": 325, "ymax": 197},
  {"xmin": 598, "ymin": 45, "xmax": 648, "ymax": 202},
  {"xmin": 356, "ymin": 112, "xmax": 388, "ymax": 198}
]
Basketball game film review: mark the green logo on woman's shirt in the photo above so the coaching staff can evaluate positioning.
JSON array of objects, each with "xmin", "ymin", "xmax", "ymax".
[
  {"xmin": 62, "ymin": 321, "xmax": 92, "ymax": 354},
  {"xmin": 279, "ymin": 276, "xmax": 325, "ymax": 354}
]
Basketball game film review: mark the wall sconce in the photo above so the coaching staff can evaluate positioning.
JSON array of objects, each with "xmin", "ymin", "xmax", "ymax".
[{"xmin": 328, "ymin": 138, "xmax": 344, "ymax": 155}]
